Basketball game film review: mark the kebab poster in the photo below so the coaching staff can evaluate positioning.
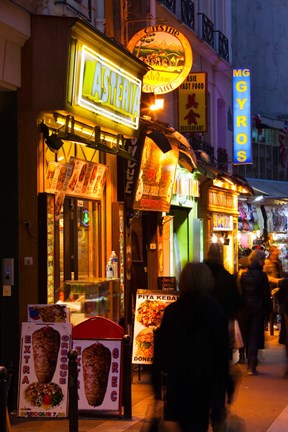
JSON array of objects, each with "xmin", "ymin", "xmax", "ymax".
[
  {"xmin": 73, "ymin": 339, "xmax": 122, "ymax": 412},
  {"xmin": 18, "ymin": 322, "xmax": 72, "ymax": 417},
  {"xmin": 133, "ymin": 136, "xmax": 179, "ymax": 212},
  {"xmin": 45, "ymin": 157, "xmax": 107, "ymax": 205},
  {"xmin": 132, "ymin": 290, "xmax": 179, "ymax": 365}
]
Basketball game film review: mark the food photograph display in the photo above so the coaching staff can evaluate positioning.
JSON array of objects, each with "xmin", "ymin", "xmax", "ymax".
[
  {"xmin": 132, "ymin": 290, "xmax": 179, "ymax": 365},
  {"xmin": 18, "ymin": 322, "xmax": 72, "ymax": 417},
  {"xmin": 73, "ymin": 338, "xmax": 122, "ymax": 413}
]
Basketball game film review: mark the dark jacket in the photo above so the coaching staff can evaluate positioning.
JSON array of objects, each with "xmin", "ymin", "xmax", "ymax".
[
  {"xmin": 276, "ymin": 278, "xmax": 288, "ymax": 345},
  {"xmin": 153, "ymin": 292, "xmax": 229, "ymax": 384},
  {"xmin": 204, "ymin": 260, "xmax": 242, "ymax": 321},
  {"xmin": 240, "ymin": 262, "xmax": 271, "ymax": 316}
]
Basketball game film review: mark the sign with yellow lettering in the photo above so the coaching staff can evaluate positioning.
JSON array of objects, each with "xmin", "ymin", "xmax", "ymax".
[
  {"xmin": 178, "ymin": 72, "xmax": 207, "ymax": 133},
  {"xmin": 77, "ymin": 45, "xmax": 142, "ymax": 130},
  {"xmin": 127, "ymin": 26, "xmax": 193, "ymax": 94},
  {"xmin": 233, "ymin": 68, "xmax": 252, "ymax": 164}
]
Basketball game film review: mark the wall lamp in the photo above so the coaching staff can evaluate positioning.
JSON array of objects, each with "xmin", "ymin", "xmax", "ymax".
[
  {"xmin": 40, "ymin": 115, "xmax": 136, "ymax": 161},
  {"xmin": 146, "ymin": 129, "xmax": 172, "ymax": 153},
  {"xmin": 39, "ymin": 121, "xmax": 64, "ymax": 152}
]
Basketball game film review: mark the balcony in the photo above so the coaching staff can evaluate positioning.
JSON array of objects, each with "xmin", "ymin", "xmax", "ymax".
[
  {"xmin": 181, "ymin": 0, "xmax": 195, "ymax": 31},
  {"xmin": 159, "ymin": 0, "xmax": 176, "ymax": 14},
  {"xmin": 214, "ymin": 30, "xmax": 229, "ymax": 62},
  {"xmin": 198, "ymin": 13, "xmax": 214, "ymax": 48}
]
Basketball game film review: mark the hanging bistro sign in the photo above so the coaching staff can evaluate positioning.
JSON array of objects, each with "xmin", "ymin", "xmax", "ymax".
[
  {"xmin": 233, "ymin": 68, "xmax": 252, "ymax": 165},
  {"xmin": 127, "ymin": 25, "xmax": 193, "ymax": 94},
  {"xmin": 178, "ymin": 72, "xmax": 207, "ymax": 133}
]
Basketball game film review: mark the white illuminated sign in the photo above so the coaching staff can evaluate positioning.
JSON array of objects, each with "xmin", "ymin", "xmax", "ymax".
[{"xmin": 77, "ymin": 45, "xmax": 142, "ymax": 129}]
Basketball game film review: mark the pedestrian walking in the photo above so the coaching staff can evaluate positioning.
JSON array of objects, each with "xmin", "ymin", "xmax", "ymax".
[
  {"xmin": 152, "ymin": 262, "xmax": 230, "ymax": 432},
  {"xmin": 238, "ymin": 249, "xmax": 271, "ymax": 375},
  {"xmin": 264, "ymin": 245, "xmax": 284, "ymax": 331},
  {"xmin": 275, "ymin": 278, "xmax": 288, "ymax": 377},
  {"xmin": 204, "ymin": 243, "xmax": 243, "ymax": 430}
]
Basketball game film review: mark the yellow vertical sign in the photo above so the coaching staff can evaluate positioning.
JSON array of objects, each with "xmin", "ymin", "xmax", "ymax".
[{"xmin": 178, "ymin": 72, "xmax": 207, "ymax": 133}]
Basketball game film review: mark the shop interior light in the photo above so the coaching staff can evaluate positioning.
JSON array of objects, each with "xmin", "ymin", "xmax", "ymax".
[{"xmin": 254, "ymin": 195, "xmax": 264, "ymax": 202}]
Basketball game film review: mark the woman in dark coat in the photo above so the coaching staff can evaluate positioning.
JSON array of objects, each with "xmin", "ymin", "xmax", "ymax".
[
  {"xmin": 275, "ymin": 278, "xmax": 288, "ymax": 377},
  {"xmin": 152, "ymin": 262, "xmax": 229, "ymax": 432},
  {"xmin": 238, "ymin": 249, "xmax": 271, "ymax": 375}
]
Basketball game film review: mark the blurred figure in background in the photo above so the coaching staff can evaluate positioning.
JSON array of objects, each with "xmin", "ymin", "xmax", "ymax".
[
  {"xmin": 275, "ymin": 278, "xmax": 288, "ymax": 377},
  {"xmin": 204, "ymin": 243, "xmax": 243, "ymax": 429},
  {"xmin": 152, "ymin": 262, "xmax": 229, "ymax": 432},
  {"xmin": 238, "ymin": 249, "xmax": 271, "ymax": 375},
  {"xmin": 264, "ymin": 245, "xmax": 284, "ymax": 331}
]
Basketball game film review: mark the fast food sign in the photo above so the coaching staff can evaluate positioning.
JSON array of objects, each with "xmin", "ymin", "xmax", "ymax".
[
  {"xmin": 179, "ymin": 72, "xmax": 207, "ymax": 133},
  {"xmin": 18, "ymin": 323, "xmax": 72, "ymax": 418},
  {"xmin": 233, "ymin": 68, "xmax": 252, "ymax": 164},
  {"xmin": 132, "ymin": 290, "xmax": 179, "ymax": 365},
  {"xmin": 127, "ymin": 25, "xmax": 193, "ymax": 94}
]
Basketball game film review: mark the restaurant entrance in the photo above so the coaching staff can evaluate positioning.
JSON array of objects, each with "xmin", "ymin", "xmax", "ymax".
[{"xmin": 58, "ymin": 197, "xmax": 102, "ymax": 285}]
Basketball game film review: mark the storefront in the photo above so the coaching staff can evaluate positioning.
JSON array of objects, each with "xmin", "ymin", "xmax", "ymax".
[
  {"xmin": 121, "ymin": 118, "xmax": 198, "ymax": 314},
  {"xmin": 17, "ymin": 15, "xmax": 148, "ymax": 326},
  {"xmin": 198, "ymin": 167, "xmax": 253, "ymax": 274},
  {"xmin": 238, "ymin": 178, "xmax": 288, "ymax": 274}
]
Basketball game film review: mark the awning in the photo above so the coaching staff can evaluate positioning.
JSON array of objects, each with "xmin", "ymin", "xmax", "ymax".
[
  {"xmin": 246, "ymin": 178, "xmax": 288, "ymax": 199},
  {"xmin": 140, "ymin": 117, "xmax": 197, "ymax": 172},
  {"xmin": 196, "ymin": 163, "xmax": 254, "ymax": 195}
]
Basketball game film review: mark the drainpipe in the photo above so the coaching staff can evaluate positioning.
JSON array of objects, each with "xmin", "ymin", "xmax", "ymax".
[{"xmin": 95, "ymin": 0, "xmax": 105, "ymax": 33}]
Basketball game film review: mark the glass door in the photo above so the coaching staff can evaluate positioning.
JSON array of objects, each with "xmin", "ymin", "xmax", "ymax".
[{"xmin": 56, "ymin": 197, "xmax": 102, "ymax": 285}]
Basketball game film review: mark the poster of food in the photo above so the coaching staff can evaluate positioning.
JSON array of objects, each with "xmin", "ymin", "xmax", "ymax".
[
  {"xmin": 133, "ymin": 137, "xmax": 179, "ymax": 212},
  {"xmin": 132, "ymin": 290, "xmax": 179, "ymax": 365},
  {"xmin": 73, "ymin": 339, "xmax": 122, "ymax": 412},
  {"xmin": 45, "ymin": 158, "xmax": 107, "ymax": 205},
  {"xmin": 66, "ymin": 157, "xmax": 107, "ymax": 200},
  {"xmin": 18, "ymin": 323, "xmax": 72, "ymax": 417},
  {"xmin": 27, "ymin": 304, "xmax": 69, "ymax": 323}
]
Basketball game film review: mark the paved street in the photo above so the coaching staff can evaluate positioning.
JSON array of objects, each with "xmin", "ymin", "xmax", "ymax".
[{"xmin": 8, "ymin": 332, "xmax": 288, "ymax": 432}]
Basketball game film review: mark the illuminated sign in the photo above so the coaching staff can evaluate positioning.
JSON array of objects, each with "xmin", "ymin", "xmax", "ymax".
[
  {"xmin": 133, "ymin": 136, "xmax": 179, "ymax": 212},
  {"xmin": 233, "ymin": 68, "xmax": 252, "ymax": 164},
  {"xmin": 127, "ymin": 26, "xmax": 193, "ymax": 95},
  {"xmin": 77, "ymin": 45, "xmax": 142, "ymax": 130},
  {"xmin": 178, "ymin": 72, "xmax": 207, "ymax": 133}
]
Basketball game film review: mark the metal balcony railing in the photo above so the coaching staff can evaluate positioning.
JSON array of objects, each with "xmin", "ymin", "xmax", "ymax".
[
  {"xmin": 181, "ymin": 0, "xmax": 195, "ymax": 30},
  {"xmin": 159, "ymin": 0, "xmax": 176, "ymax": 14},
  {"xmin": 198, "ymin": 13, "xmax": 214, "ymax": 48},
  {"xmin": 214, "ymin": 30, "xmax": 229, "ymax": 62}
]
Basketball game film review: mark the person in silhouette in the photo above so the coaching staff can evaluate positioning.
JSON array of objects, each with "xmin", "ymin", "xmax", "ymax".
[
  {"xmin": 204, "ymin": 243, "xmax": 243, "ymax": 429},
  {"xmin": 152, "ymin": 262, "xmax": 229, "ymax": 432},
  {"xmin": 238, "ymin": 249, "xmax": 271, "ymax": 375}
]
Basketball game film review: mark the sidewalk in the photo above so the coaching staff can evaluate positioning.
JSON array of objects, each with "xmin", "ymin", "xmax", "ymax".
[{"xmin": 9, "ymin": 332, "xmax": 288, "ymax": 432}]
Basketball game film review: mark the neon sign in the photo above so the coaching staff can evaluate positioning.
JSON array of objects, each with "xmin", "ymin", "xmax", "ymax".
[
  {"xmin": 77, "ymin": 45, "xmax": 142, "ymax": 129},
  {"xmin": 233, "ymin": 68, "xmax": 252, "ymax": 165}
]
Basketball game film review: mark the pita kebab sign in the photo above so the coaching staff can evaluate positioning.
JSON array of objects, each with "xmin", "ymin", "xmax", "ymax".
[{"xmin": 127, "ymin": 25, "xmax": 193, "ymax": 94}]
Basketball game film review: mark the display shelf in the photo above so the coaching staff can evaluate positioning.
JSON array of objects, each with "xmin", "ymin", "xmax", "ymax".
[{"xmin": 56, "ymin": 279, "xmax": 121, "ymax": 325}]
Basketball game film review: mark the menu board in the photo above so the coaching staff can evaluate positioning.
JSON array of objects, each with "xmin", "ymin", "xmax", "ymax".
[
  {"xmin": 66, "ymin": 157, "xmax": 107, "ymax": 199},
  {"xmin": 132, "ymin": 290, "xmax": 179, "ymax": 365},
  {"xmin": 45, "ymin": 157, "xmax": 107, "ymax": 212},
  {"xmin": 157, "ymin": 276, "xmax": 177, "ymax": 291},
  {"xmin": 18, "ymin": 322, "xmax": 72, "ymax": 418},
  {"xmin": 27, "ymin": 304, "xmax": 69, "ymax": 323},
  {"xmin": 73, "ymin": 339, "xmax": 122, "ymax": 412},
  {"xmin": 133, "ymin": 137, "xmax": 179, "ymax": 212}
]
